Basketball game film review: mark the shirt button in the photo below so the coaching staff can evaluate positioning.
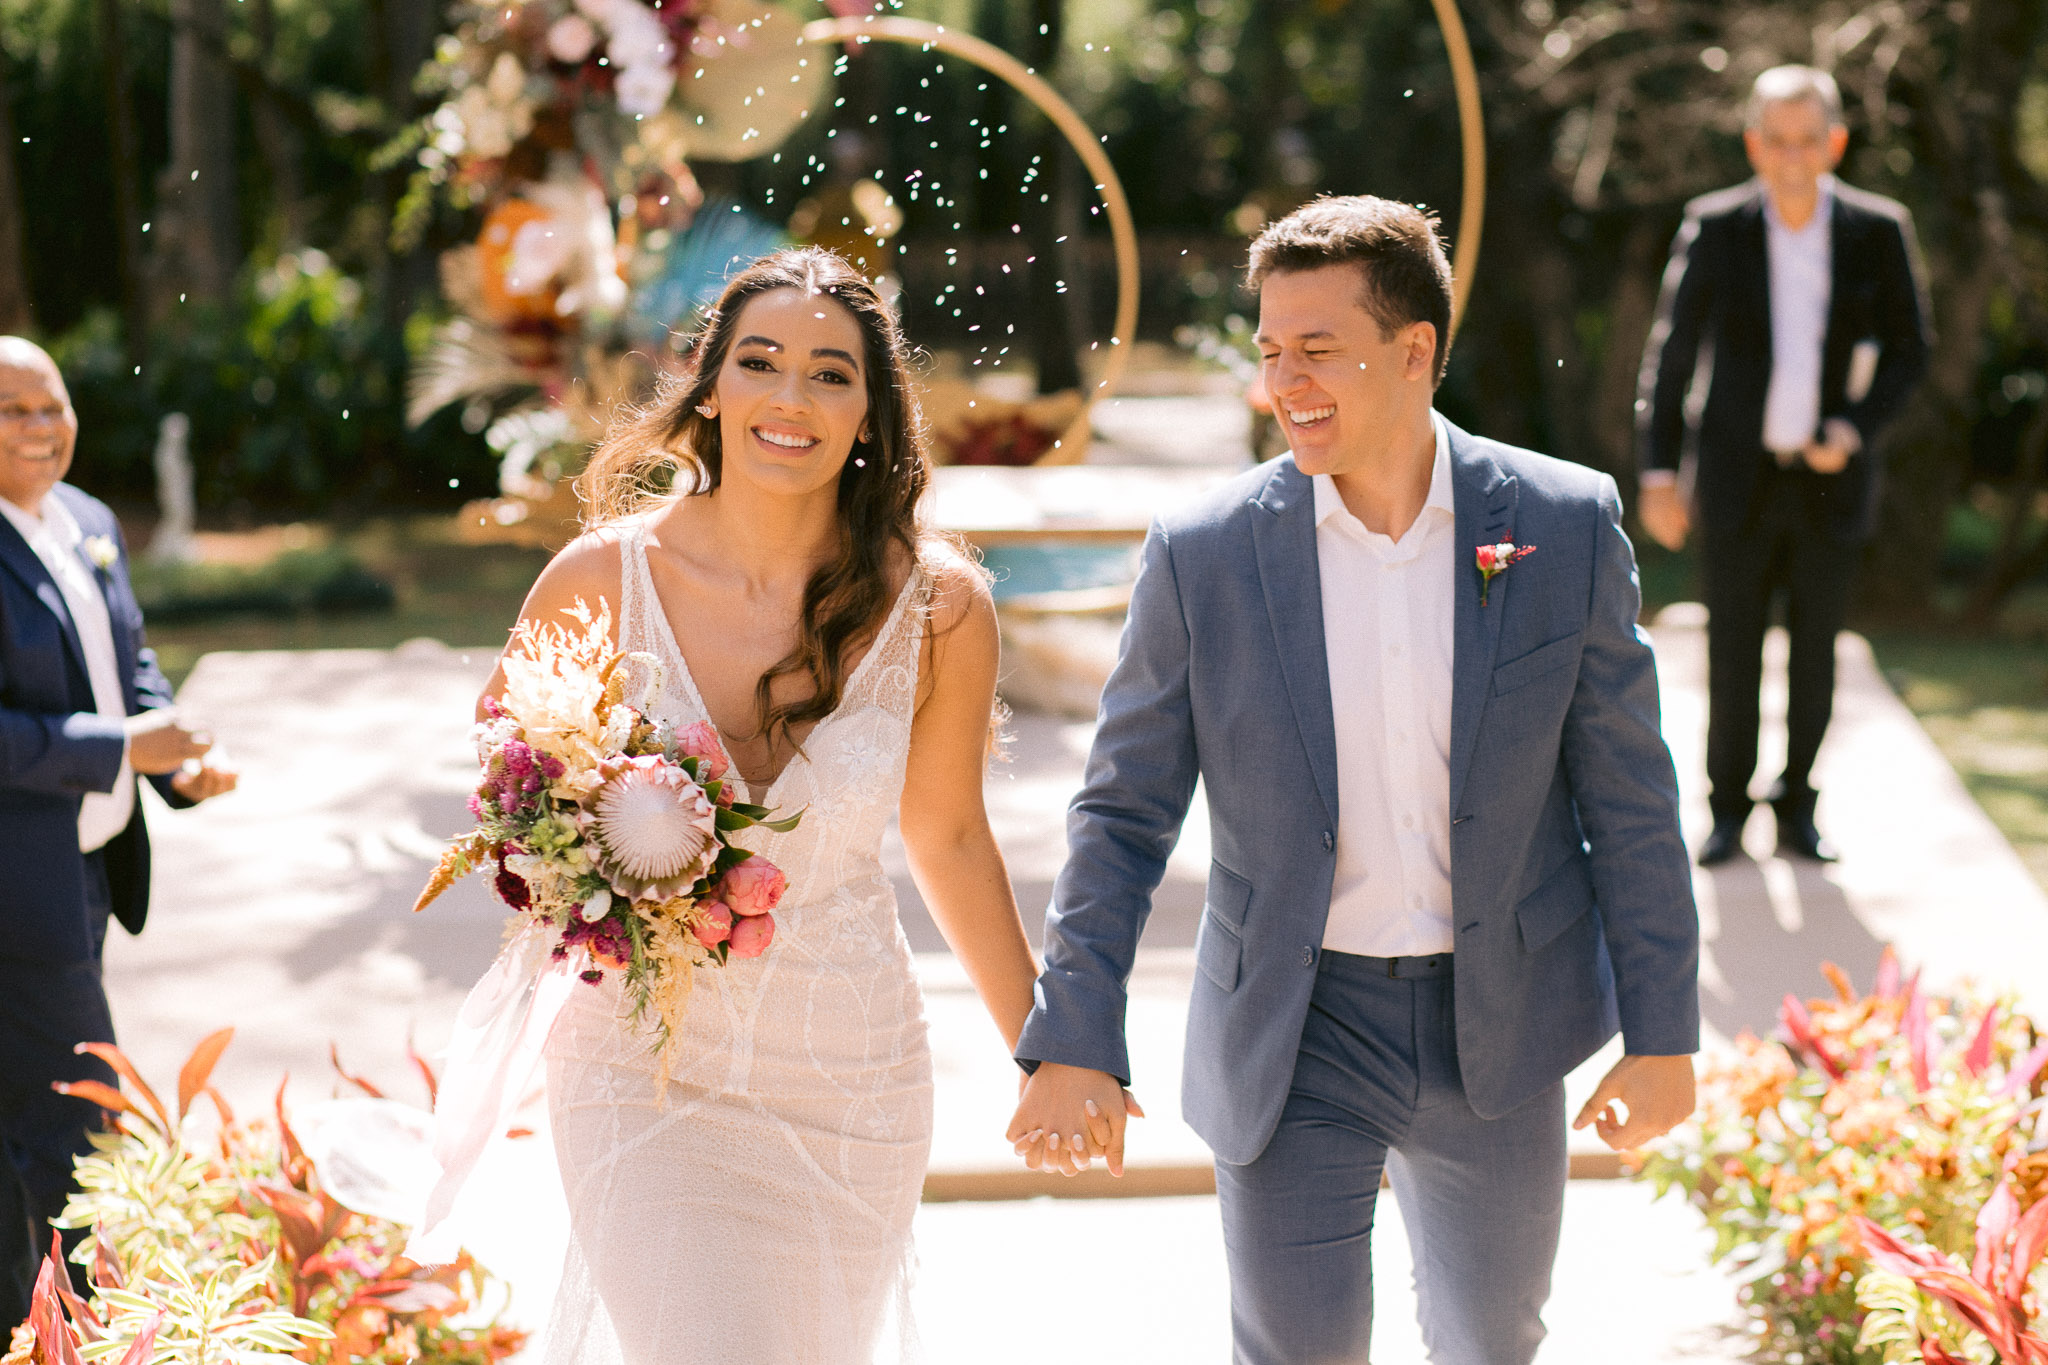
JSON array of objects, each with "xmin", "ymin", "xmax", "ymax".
[
  {"xmin": 1321, "ymin": 830, "xmax": 1335, "ymax": 852},
  {"xmin": 1301, "ymin": 945, "xmax": 1317, "ymax": 967},
  {"xmin": 1411, "ymin": 894, "xmax": 1423, "ymax": 909},
  {"xmin": 1389, "ymin": 643, "xmax": 1404, "ymax": 657},
  {"xmin": 1403, "ymin": 814, "xmax": 1415, "ymax": 829}
]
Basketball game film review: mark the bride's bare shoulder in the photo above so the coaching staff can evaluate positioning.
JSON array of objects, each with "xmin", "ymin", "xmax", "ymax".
[
  {"xmin": 916, "ymin": 536, "xmax": 996, "ymax": 637},
  {"xmin": 517, "ymin": 523, "xmax": 632, "ymax": 626}
]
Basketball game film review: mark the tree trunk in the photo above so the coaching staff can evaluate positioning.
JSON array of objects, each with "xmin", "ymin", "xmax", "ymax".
[
  {"xmin": 97, "ymin": 0, "xmax": 148, "ymax": 360},
  {"xmin": 247, "ymin": 0, "xmax": 308, "ymax": 247},
  {"xmin": 0, "ymin": 55, "xmax": 32, "ymax": 333},
  {"xmin": 1865, "ymin": 0, "xmax": 2045, "ymax": 617},
  {"xmin": 369, "ymin": 0, "xmax": 439, "ymax": 324},
  {"xmin": 1024, "ymin": 0, "xmax": 1079, "ymax": 394},
  {"xmin": 1590, "ymin": 217, "xmax": 1666, "ymax": 491},
  {"xmin": 158, "ymin": 0, "xmax": 240, "ymax": 306}
]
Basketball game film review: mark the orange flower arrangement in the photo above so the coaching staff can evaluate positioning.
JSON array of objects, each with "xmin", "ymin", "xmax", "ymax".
[{"xmin": 1635, "ymin": 948, "xmax": 2048, "ymax": 1364}]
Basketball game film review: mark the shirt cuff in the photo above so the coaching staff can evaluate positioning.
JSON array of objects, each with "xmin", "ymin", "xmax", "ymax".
[
  {"xmin": 1823, "ymin": 418, "xmax": 1863, "ymax": 455},
  {"xmin": 1638, "ymin": 470, "xmax": 1679, "ymax": 489}
]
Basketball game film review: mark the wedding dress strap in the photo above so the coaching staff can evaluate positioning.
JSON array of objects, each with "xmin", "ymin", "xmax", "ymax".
[{"xmin": 615, "ymin": 518, "xmax": 654, "ymax": 651}]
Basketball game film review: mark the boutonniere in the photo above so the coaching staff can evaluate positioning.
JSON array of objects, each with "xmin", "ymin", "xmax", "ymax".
[
  {"xmin": 1475, "ymin": 540, "xmax": 1535, "ymax": 606},
  {"xmin": 83, "ymin": 535, "xmax": 118, "ymax": 572}
]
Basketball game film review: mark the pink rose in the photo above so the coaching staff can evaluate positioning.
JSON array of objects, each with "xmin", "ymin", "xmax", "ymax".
[
  {"xmin": 729, "ymin": 912, "xmax": 776, "ymax": 958},
  {"xmin": 675, "ymin": 721, "xmax": 730, "ymax": 781},
  {"xmin": 694, "ymin": 900, "xmax": 734, "ymax": 949},
  {"xmin": 721, "ymin": 857, "xmax": 786, "ymax": 917}
]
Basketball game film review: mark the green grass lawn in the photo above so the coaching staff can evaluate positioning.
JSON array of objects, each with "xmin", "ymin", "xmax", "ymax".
[
  {"xmin": 144, "ymin": 518, "xmax": 551, "ymax": 687},
  {"xmin": 1867, "ymin": 628, "xmax": 2048, "ymax": 891}
]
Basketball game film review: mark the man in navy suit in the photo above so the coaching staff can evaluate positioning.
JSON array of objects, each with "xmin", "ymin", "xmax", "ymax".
[
  {"xmin": 1008, "ymin": 199, "xmax": 1698, "ymax": 1364},
  {"xmin": 0, "ymin": 337, "xmax": 236, "ymax": 1327},
  {"xmin": 1636, "ymin": 66, "xmax": 1930, "ymax": 865}
]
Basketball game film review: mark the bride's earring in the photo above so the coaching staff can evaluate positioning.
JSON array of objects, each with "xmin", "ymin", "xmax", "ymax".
[{"xmin": 695, "ymin": 402, "xmax": 717, "ymax": 419}]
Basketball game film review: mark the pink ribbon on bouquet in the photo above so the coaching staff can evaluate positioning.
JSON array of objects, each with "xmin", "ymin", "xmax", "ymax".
[{"xmin": 405, "ymin": 922, "xmax": 578, "ymax": 1265}]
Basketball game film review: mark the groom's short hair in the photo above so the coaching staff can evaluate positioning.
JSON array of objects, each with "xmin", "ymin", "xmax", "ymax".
[{"xmin": 1245, "ymin": 196, "xmax": 1454, "ymax": 384}]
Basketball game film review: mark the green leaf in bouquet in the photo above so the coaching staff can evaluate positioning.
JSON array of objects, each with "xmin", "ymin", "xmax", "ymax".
[
  {"xmin": 712, "ymin": 846, "xmax": 752, "ymax": 873},
  {"xmin": 722, "ymin": 801, "xmax": 804, "ymax": 833},
  {"xmin": 714, "ymin": 808, "xmax": 752, "ymax": 832}
]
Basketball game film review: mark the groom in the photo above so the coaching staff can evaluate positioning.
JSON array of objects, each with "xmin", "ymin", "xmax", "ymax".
[{"xmin": 1009, "ymin": 197, "xmax": 1700, "ymax": 1364}]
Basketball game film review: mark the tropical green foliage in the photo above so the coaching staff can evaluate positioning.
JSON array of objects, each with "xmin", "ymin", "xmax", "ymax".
[
  {"xmin": 1636, "ymin": 953, "xmax": 2048, "ymax": 1364},
  {"xmin": 3, "ymin": 1030, "xmax": 524, "ymax": 1365}
]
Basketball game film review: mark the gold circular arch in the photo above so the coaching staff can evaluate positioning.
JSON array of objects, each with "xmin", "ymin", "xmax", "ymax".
[
  {"xmin": 798, "ymin": 4, "xmax": 1486, "ymax": 374},
  {"xmin": 797, "ymin": 14, "xmax": 1143, "ymax": 409},
  {"xmin": 1429, "ymin": 0, "xmax": 1486, "ymax": 339}
]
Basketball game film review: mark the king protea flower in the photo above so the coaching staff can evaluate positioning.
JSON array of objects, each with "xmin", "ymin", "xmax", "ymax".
[{"xmin": 581, "ymin": 755, "xmax": 721, "ymax": 901}]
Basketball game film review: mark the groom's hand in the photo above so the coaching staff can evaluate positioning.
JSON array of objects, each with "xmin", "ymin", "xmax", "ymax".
[
  {"xmin": 1573, "ymin": 1053, "xmax": 1695, "ymax": 1150},
  {"xmin": 1007, "ymin": 1062, "xmax": 1144, "ymax": 1177}
]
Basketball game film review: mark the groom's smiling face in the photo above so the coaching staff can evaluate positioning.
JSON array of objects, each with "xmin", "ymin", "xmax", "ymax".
[{"xmin": 1256, "ymin": 264, "xmax": 1436, "ymax": 479}]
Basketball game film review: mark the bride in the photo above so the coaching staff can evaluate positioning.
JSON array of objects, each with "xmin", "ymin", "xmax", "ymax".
[{"xmin": 477, "ymin": 247, "xmax": 1042, "ymax": 1363}]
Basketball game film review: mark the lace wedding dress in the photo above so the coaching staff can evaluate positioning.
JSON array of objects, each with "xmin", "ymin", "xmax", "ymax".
[{"xmin": 538, "ymin": 519, "xmax": 934, "ymax": 1364}]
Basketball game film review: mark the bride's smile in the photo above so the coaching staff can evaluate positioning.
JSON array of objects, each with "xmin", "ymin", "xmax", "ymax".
[{"xmin": 712, "ymin": 287, "xmax": 872, "ymax": 499}]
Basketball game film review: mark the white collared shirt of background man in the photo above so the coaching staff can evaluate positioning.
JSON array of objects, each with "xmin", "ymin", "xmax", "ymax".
[
  {"xmin": 1761, "ymin": 174, "xmax": 1835, "ymax": 455},
  {"xmin": 1312, "ymin": 410, "xmax": 1457, "ymax": 959},
  {"xmin": 0, "ymin": 493, "xmax": 133, "ymax": 851}
]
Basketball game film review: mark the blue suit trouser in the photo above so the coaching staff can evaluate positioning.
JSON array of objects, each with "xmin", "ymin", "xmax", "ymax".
[
  {"xmin": 1214, "ymin": 950, "xmax": 1568, "ymax": 1365},
  {"xmin": 1, "ymin": 851, "xmax": 117, "ymax": 1331}
]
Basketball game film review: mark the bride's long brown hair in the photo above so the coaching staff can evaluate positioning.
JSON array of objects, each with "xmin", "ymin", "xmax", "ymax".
[{"xmin": 577, "ymin": 247, "xmax": 931, "ymax": 750}]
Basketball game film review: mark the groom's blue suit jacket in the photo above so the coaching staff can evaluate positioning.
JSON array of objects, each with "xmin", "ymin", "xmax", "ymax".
[
  {"xmin": 0, "ymin": 482, "xmax": 184, "ymax": 965},
  {"xmin": 1015, "ymin": 420, "xmax": 1700, "ymax": 1166}
]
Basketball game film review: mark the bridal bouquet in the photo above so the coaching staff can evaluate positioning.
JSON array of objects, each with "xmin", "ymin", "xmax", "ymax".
[{"xmin": 414, "ymin": 599, "xmax": 799, "ymax": 1042}]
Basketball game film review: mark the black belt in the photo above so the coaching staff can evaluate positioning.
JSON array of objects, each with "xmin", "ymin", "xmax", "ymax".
[{"xmin": 1331, "ymin": 951, "xmax": 1453, "ymax": 979}]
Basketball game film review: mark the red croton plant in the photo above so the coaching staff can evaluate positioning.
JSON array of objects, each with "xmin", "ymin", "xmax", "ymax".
[
  {"xmin": 1636, "ymin": 948, "xmax": 2048, "ymax": 1365},
  {"xmin": 1852, "ymin": 1178, "xmax": 2048, "ymax": 1365},
  {"xmin": 3, "ymin": 1029, "xmax": 524, "ymax": 1365}
]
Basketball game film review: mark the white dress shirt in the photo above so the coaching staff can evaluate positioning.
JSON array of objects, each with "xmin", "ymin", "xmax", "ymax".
[
  {"xmin": 1313, "ymin": 412, "xmax": 1457, "ymax": 958},
  {"xmin": 1761, "ymin": 177, "xmax": 1835, "ymax": 455},
  {"xmin": 0, "ymin": 493, "xmax": 135, "ymax": 852}
]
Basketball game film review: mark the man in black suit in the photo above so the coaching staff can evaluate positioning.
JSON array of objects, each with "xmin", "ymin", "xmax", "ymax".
[
  {"xmin": 1636, "ymin": 65, "xmax": 1930, "ymax": 866},
  {"xmin": 0, "ymin": 337, "xmax": 237, "ymax": 1328}
]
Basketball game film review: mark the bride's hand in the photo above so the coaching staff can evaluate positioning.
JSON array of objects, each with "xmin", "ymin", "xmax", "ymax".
[{"xmin": 1007, "ymin": 1062, "xmax": 1144, "ymax": 1177}]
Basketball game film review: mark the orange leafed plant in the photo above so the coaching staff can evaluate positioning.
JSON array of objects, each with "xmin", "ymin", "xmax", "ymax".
[
  {"xmin": 2, "ymin": 1030, "xmax": 526, "ymax": 1365},
  {"xmin": 1635, "ymin": 948, "xmax": 2048, "ymax": 1365}
]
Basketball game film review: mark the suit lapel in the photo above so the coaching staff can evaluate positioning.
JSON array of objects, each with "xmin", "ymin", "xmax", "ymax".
[
  {"xmin": 1448, "ymin": 423, "xmax": 1518, "ymax": 818},
  {"xmin": 1735, "ymin": 191, "xmax": 1772, "ymax": 367},
  {"xmin": 1249, "ymin": 460, "xmax": 1340, "ymax": 827},
  {"xmin": 0, "ymin": 494, "xmax": 93, "ymax": 688},
  {"xmin": 55, "ymin": 485, "xmax": 137, "ymax": 707}
]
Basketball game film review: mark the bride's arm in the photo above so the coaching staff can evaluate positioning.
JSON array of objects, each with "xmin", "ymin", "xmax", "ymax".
[
  {"xmin": 897, "ymin": 554, "xmax": 1038, "ymax": 1052},
  {"xmin": 474, "ymin": 530, "xmax": 627, "ymax": 721}
]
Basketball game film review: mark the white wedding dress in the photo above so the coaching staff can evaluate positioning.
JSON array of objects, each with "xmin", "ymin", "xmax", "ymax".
[{"xmin": 538, "ymin": 520, "xmax": 934, "ymax": 1364}]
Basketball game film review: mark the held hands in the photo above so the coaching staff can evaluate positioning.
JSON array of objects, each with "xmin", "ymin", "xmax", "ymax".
[
  {"xmin": 1800, "ymin": 419, "xmax": 1861, "ymax": 475},
  {"xmin": 170, "ymin": 758, "xmax": 239, "ymax": 802},
  {"xmin": 1572, "ymin": 1053, "xmax": 1696, "ymax": 1151},
  {"xmin": 125, "ymin": 710, "xmax": 239, "ymax": 802},
  {"xmin": 1799, "ymin": 439, "xmax": 1852, "ymax": 475},
  {"xmin": 1006, "ymin": 1062, "xmax": 1145, "ymax": 1177}
]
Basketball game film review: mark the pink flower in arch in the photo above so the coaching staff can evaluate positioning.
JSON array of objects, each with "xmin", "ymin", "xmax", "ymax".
[{"xmin": 721, "ymin": 857, "xmax": 787, "ymax": 916}]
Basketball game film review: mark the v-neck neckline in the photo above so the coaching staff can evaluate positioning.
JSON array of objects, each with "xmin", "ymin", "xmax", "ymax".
[{"xmin": 635, "ymin": 545, "xmax": 922, "ymax": 807}]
